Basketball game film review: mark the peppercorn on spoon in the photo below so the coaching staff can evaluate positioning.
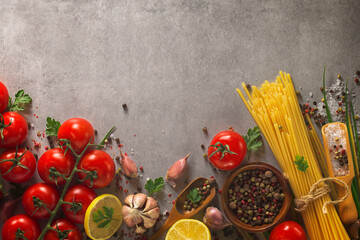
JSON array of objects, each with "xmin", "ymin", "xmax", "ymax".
[
  {"xmin": 322, "ymin": 122, "xmax": 358, "ymax": 224},
  {"xmin": 149, "ymin": 177, "xmax": 216, "ymax": 240}
]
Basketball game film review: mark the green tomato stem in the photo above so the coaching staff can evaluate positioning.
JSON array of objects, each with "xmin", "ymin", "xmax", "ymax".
[{"xmin": 96, "ymin": 126, "xmax": 116, "ymax": 150}]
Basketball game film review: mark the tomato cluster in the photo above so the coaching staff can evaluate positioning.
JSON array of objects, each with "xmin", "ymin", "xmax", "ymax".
[{"xmin": 0, "ymin": 81, "xmax": 116, "ymax": 240}]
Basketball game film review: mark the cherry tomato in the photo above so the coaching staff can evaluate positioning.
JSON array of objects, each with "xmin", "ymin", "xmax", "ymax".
[
  {"xmin": 44, "ymin": 218, "xmax": 82, "ymax": 240},
  {"xmin": 207, "ymin": 130, "xmax": 247, "ymax": 170},
  {"xmin": 0, "ymin": 82, "xmax": 9, "ymax": 113},
  {"xmin": 1, "ymin": 214, "xmax": 41, "ymax": 240},
  {"xmin": 22, "ymin": 183, "xmax": 60, "ymax": 219},
  {"xmin": 0, "ymin": 112, "xmax": 28, "ymax": 149},
  {"xmin": 38, "ymin": 148, "xmax": 75, "ymax": 185},
  {"xmin": 77, "ymin": 150, "xmax": 115, "ymax": 189},
  {"xmin": 270, "ymin": 221, "xmax": 307, "ymax": 240},
  {"xmin": 58, "ymin": 118, "xmax": 95, "ymax": 153},
  {"xmin": 0, "ymin": 148, "xmax": 36, "ymax": 183},
  {"xmin": 61, "ymin": 184, "xmax": 97, "ymax": 224}
]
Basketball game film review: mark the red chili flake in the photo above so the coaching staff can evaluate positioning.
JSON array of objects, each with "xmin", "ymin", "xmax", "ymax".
[
  {"xmin": 258, "ymin": 208, "xmax": 262, "ymax": 213},
  {"xmin": 44, "ymin": 146, "xmax": 49, "ymax": 150},
  {"xmin": 134, "ymin": 134, "xmax": 136, "ymax": 137},
  {"xmin": 218, "ymin": 189, "xmax": 222, "ymax": 194},
  {"xmin": 172, "ymin": 200, "xmax": 175, "ymax": 204},
  {"xmin": 119, "ymin": 177, "xmax": 123, "ymax": 181},
  {"xmin": 241, "ymin": 200, "xmax": 246, "ymax": 204},
  {"xmin": 139, "ymin": 166, "xmax": 144, "ymax": 172},
  {"xmin": 168, "ymin": 194, "xmax": 172, "ymax": 198},
  {"xmin": 118, "ymin": 144, "xmax": 123, "ymax": 148},
  {"xmin": 273, "ymin": 199, "xmax": 277, "ymax": 203},
  {"xmin": 341, "ymin": 149, "xmax": 346, "ymax": 156},
  {"xmin": 33, "ymin": 114, "xmax": 36, "ymax": 116},
  {"xmin": 36, "ymin": 116, "xmax": 38, "ymax": 118},
  {"xmin": 166, "ymin": 211, "xmax": 170, "ymax": 216},
  {"xmin": 110, "ymin": 146, "xmax": 113, "ymax": 150},
  {"xmin": 124, "ymin": 189, "xmax": 128, "ymax": 194},
  {"xmin": 339, "ymin": 102, "xmax": 342, "ymax": 106},
  {"xmin": 37, "ymin": 131, "xmax": 41, "ymax": 137},
  {"xmin": 257, "ymin": 216, "xmax": 261, "ymax": 220},
  {"xmin": 305, "ymin": 103, "xmax": 309, "ymax": 106},
  {"xmin": 210, "ymin": 176, "xmax": 215, "ymax": 180},
  {"xmin": 355, "ymin": 78, "xmax": 359, "ymax": 83},
  {"xmin": 42, "ymin": 133, "xmax": 45, "ymax": 138},
  {"xmin": 252, "ymin": 187, "xmax": 256, "ymax": 191},
  {"xmin": 119, "ymin": 186, "xmax": 123, "ymax": 191},
  {"xmin": 305, "ymin": 109, "xmax": 309, "ymax": 113},
  {"xmin": 125, "ymin": 181, "xmax": 129, "ymax": 184}
]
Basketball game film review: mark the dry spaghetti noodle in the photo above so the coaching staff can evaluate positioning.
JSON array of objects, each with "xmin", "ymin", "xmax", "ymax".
[{"xmin": 237, "ymin": 72, "xmax": 349, "ymax": 240}]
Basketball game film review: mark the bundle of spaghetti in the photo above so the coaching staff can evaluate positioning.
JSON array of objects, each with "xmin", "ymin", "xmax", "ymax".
[{"xmin": 237, "ymin": 72, "xmax": 349, "ymax": 240}]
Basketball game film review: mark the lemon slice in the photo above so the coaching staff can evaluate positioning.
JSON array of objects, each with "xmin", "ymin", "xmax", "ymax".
[
  {"xmin": 165, "ymin": 219, "xmax": 211, "ymax": 240},
  {"xmin": 84, "ymin": 194, "xmax": 123, "ymax": 240}
]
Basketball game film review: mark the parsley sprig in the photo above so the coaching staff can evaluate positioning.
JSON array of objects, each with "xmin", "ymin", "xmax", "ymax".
[
  {"xmin": 187, "ymin": 188, "xmax": 201, "ymax": 204},
  {"xmin": 8, "ymin": 90, "xmax": 32, "ymax": 111},
  {"xmin": 294, "ymin": 155, "xmax": 309, "ymax": 172},
  {"xmin": 243, "ymin": 126, "xmax": 263, "ymax": 151},
  {"xmin": 45, "ymin": 117, "xmax": 61, "ymax": 136},
  {"xmin": 93, "ymin": 206, "xmax": 119, "ymax": 229},
  {"xmin": 145, "ymin": 177, "xmax": 165, "ymax": 194}
]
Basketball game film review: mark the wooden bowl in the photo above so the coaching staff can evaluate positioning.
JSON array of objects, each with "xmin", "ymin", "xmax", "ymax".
[{"xmin": 221, "ymin": 162, "xmax": 291, "ymax": 233}]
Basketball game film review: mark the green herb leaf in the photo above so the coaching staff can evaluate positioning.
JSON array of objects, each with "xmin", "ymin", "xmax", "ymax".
[
  {"xmin": 243, "ymin": 126, "xmax": 263, "ymax": 151},
  {"xmin": 145, "ymin": 177, "xmax": 165, "ymax": 194},
  {"xmin": 187, "ymin": 188, "xmax": 201, "ymax": 204},
  {"xmin": 294, "ymin": 155, "xmax": 309, "ymax": 172},
  {"xmin": 45, "ymin": 117, "xmax": 61, "ymax": 136},
  {"xmin": 92, "ymin": 206, "xmax": 117, "ymax": 229},
  {"xmin": 8, "ymin": 90, "xmax": 32, "ymax": 111},
  {"xmin": 322, "ymin": 65, "xmax": 333, "ymax": 123}
]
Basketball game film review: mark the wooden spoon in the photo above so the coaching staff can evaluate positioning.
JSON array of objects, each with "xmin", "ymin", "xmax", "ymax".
[
  {"xmin": 149, "ymin": 177, "xmax": 216, "ymax": 240},
  {"xmin": 322, "ymin": 122, "xmax": 358, "ymax": 224}
]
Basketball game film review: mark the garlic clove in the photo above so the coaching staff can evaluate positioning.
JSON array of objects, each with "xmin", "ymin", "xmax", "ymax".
[
  {"xmin": 120, "ymin": 151, "xmax": 138, "ymax": 178},
  {"xmin": 123, "ymin": 208, "xmax": 143, "ymax": 227},
  {"xmin": 166, "ymin": 153, "xmax": 190, "ymax": 188},
  {"xmin": 124, "ymin": 194, "xmax": 134, "ymax": 207},
  {"xmin": 143, "ymin": 197, "xmax": 158, "ymax": 212},
  {"xmin": 141, "ymin": 207, "xmax": 160, "ymax": 220},
  {"xmin": 143, "ymin": 217, "xmax": 157, "ymax": 228},
  {"xmin": 135, "ymin": 226, "xmax": 147, "ymax": 234},
  {"xmin": 133, "ymin": 193, "xmax": 147, "ymax": 209},
  {"xmin": 203, "ymin": 207, "xmax": 232, "ymax": 231}
]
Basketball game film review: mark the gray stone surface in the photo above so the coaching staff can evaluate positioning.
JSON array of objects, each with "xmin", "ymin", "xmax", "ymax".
[{"xmin": 1, "ymin": 0, "xmax": 360, "ymax": 239}]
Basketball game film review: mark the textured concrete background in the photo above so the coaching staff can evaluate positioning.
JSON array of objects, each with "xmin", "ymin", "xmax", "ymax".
[{"xmin": 1, "ymin": 0, "xmax": 360, "ymax": 239}]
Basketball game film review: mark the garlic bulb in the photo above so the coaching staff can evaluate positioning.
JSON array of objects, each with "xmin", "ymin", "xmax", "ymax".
[
  {"xmin": 120, "ymin": 151, "xmax": 138, "ymax": 178},
  {"xmin": 166, "ymin": 153, "xmax": 189, "ymax": 188},
  {"xmin": 122, "ymin": 193, "xmax": 160, "ymax": 234},
  {"xmin": 203, "ymin": 207, "xmax": 232, "ymax": 230}
]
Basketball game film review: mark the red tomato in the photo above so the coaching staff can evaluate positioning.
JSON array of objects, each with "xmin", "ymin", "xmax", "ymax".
[
  {"xmin": 270, "ymin": 221, "xmax": 307, "ymax": 240},
  {"xmin": 61, "ymin": 184, "xmax": 97, "ymax": 223},
  {"xmin": 1, "ymin": 214, "xmax": 41, "ymax": 240},
  {"xmin": 0, "ymin": 148, "xmax": 36, "ymax": 183},
  {"xmin": 0, "ymin": 82, "xmax": 9, "ymax": 113},
  {"xmin": 38, "ymin": 148, "xmax": 75, "ymax": 185},
  {"xmin": 77, "ymin": 150, "xmax": 115, "ymax": 189},
  {"xmin": 207, "ymin": 131, "xmax": 247, "ymax": 170},
  {"xmin": 22, "ymin": 183, "xmax": 60, "ymax": 219},
  {"xmin": 57, "ymin": 118, "xmax": 95, "ymax": 153},
  {"xmin": 44, "ymin": 218, "xmax": 82, "ymax": 240},
  {"xmin": 0, "ymin": 112, "xmax": 28, "ymax": 149}
]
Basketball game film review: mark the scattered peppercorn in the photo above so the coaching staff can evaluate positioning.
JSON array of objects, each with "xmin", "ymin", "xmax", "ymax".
[
  {"xmin": 203, "ymin": 127, "xmax": 208, "ymax": 134},
  {"xmin": 201, "ymin": 144, "xmax": 205, "ymax": 149},
  {"xmin": 356, "ymin": 70, "xmax": 360, "ymax": 76},
  {"xmin": 122, "ymin": 104, "xmax": 128, "ymax": 110},
  {"xmin": 246, "ymin": 84, "xmax": 251, "ymax": 89}
]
